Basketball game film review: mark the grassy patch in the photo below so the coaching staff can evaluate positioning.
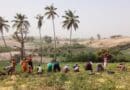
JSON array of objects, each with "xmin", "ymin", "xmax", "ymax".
[{"xmin": 0, "ymin": 62, "xmax": 130, "ymax": 89}]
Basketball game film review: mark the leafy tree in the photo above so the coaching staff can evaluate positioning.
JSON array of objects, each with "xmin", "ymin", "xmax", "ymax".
[
  {"xmin": 12, "ymin": 13, "xmax": 30, "ymax": 59},
  {"xmin": 44, "ymin": 36, "xmax": 52, "ymax": 44}
]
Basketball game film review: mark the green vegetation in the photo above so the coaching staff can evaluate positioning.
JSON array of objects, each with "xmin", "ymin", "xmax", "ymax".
[
  {"xmin": 0, "ymin": 3, "xmax": 130, "ymax": 90},
  {"xmin": 0, "ymin": 46, "xmax": 13, "ymax": 53},
  {"xmin": 0, "ymin": 62, "xmax": 130, "ymax": 90},
  {"xmin": 35, "ymin": 43, "xmax": 130, "ymax": 62}
]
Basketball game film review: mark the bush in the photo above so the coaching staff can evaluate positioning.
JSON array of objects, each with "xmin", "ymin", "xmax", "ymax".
[
  {"xmin": 37, "ymin": 43, "xmax": 130, "ymax": 62},
  {"xmin": 0, "ymin": 46, "xmax": 13, "ymax": 53},
  {"xmin": 13, "ymin": 54, "xmax": 21, "ymax": 63},
  {"xmin": 63, "ymin": 51, "xmax": 98, "ymax": 62}
]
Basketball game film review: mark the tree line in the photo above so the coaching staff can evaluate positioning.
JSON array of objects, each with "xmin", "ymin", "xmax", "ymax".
[{"xmin": 0, "ymin": 4, "xmax": 80, "ymax": 62}]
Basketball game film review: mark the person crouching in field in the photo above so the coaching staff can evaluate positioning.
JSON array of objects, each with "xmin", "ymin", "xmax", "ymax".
[
  {"xmin": 27, "ymin": 55, "xmax": 33, "ymax": 70},
  {"xmin": 5, "ymin": 58, "xmax": 16, "ymax": 75},
  {"xmin": 84, "ymin": 61, "xmax": 93, "ymax": 74},
  {"xmin": 103, "ymin": 56, "xmax": 108, "ymax": 69},
  {"xmin": 96, "ymin": 63, "xmax": 104, "ymax": 72},
  {"xmin": 62, "ymin": 65, "xmax": 70, "ymax": 73},
  {"xmin": 37, "ymin": 65, "xmax": 43, "ymax": 75},
  {"xmin": 20, "ymin": 58, "xmax": 28, "ymax": 72},
  {"xmin": 102, "ymin": 53, "xmax": 111, "ymax": 69},
  {"xmin": 53, "ymin": 61, "xmax": 61, "ymax": 72},
  {"xmin": 73, "ymin": 64, "xmax": 79, "ymax": 72},
  {"xmin": 117, "ymin": 63, "xmax": 127, "ymax": 71},
  {"xmin": 47, "ymin": 62, "xmax": 53, "ymax": 72}
]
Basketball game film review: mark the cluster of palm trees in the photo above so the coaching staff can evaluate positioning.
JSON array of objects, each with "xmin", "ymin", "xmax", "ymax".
[{"xmin": 0, "ymin": 4, "xmax": 80, "ymax": 62}]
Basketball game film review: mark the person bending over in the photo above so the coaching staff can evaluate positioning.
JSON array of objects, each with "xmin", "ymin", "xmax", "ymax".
[
  {"xmin": 85, "ymin": 61, "xmax": 93, "ymax": 71},
  {"xmin": 53, "ymin": 61, "xmax": 61, "ymax": 72},
  {"xmin": 117, "ymin": 63, "xmax": 127, "ymax": 71},
  {"xmin": 63, "ymin": 65, "xmax": 70, "ymax": 73},
  {"xmin": 6, "ymin": 58, "xmax": 16, "ymax": 75},
  {"xmin": 20, "ymin": 58, "xmax": 28, "ymax": 72},
  {"xmin": 96, "ymin": 63, "xmax": 104, "ymax": 72},
  {"xmin": 47, "ymin": 62, "xmax": 53, "ymax": 72},
  {"xmin": 37, "ymin": 65, "xmax": 43, "ymax": 74},
  {"xmin": 27, "ymin": 55, "xmax": 33, "ymax": 70},
  {"xmin": 73, "ymin": 64, "xmax": 79, "ymax": 72}
]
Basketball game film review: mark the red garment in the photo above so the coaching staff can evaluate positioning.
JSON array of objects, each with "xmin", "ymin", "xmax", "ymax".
[
  {"xmin": 21, "ymin": 60, "xmax": 28, "ymax": 72},
  {"xmin": 28, "ymin": 66, "xmax": 32, "ymax": 73}
]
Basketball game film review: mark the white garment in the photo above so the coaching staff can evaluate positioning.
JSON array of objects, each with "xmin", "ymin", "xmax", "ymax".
[
  {"xmin": 64, "ymin": 65, "xmax": 69, "ymax": 70},
  {"xmin": 103, "ymin": 58, "xmax": 107, "ymax": 68},
  {"xmin": 104, "ymin": 62, "xmax": 107, "ymax": 68},
  {"xmin": 74, "ymin": 66, "xmax": 79, "ymax": 71},
  {"xmin": 37, "ymin": 66, "xmax": 42, "ymax": 73},
  {"xmin": 90, "ymin": 61, "xmax": 93, "ymax": 65}
]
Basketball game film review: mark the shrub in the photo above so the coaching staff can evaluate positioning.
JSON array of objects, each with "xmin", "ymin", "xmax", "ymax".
[
  {"xmin": 64, "ymin": 51, "xmax": 98, "ymax": 62},
  {"xmin": 0, "ymin": 46, "xmax": 13, "ymax": 53}
]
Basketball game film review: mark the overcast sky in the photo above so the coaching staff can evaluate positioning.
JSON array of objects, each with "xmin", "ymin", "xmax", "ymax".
[{"xmin": 0, "ymin": 0, "xmax": 130, "ymax": 39}]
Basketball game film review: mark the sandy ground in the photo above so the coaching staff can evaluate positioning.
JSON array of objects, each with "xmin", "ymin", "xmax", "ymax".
[
  {"xmin": 1, "ymin": 37, "xmax": 130, "ymax": 49},
  {"xmin": 0, "ymin": 39, "xmax": 20, "ymax": 47},
  {"xmin": 79, "ymin": 37, "xmax": 130, "ymax": 48},
  {"xmin": 0, "ymin": 51, "xmax": 19, "ymax": 61}
]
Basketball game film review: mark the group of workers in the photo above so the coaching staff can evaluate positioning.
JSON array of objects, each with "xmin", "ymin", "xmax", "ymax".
[
  {"xmin": 5, "ymin": 55, "xmax": 33, "ymax": 75},
  {"xmin": 4, "ymin": 54, "xmax": 127, "ymax": 75}
]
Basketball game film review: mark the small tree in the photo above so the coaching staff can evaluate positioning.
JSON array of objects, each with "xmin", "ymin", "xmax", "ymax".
[
  {"xmin": 97, "ymin": 34, "xmax": 101, "ymax": 40},
  {"xmin": 44, "ymin": 36, "xmax": 52, "ymax": 44},
  {"xmin": 12, "ymin": 13, "xmax": 30, "ymax": 59}
]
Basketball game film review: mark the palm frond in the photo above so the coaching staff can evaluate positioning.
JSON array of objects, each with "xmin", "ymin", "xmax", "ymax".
[
  {"xmin": 73, "ymin": 23, "xmax": 78, "ymax": 31},
  {"xmin": 62, "ymin": 10, "xmax": 79, "ymax": 31},
  {"xmin": 3, "ymin": 24, "xmax": 9, "ymax": 32},
  {"xmin": 0, "ymin": 17, "xmax": 9, "ymax": 33},
  {"xmin": 44, "ymin": 4, "xmax": 58, "ymax": 19},
  {"xmin": 12, "ymin": 13, "xmax": 30, "ymax": 32}
]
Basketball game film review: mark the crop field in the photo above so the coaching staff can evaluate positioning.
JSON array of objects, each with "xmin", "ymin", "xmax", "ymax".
[{"xmin": 0, "ymin": 62, "xmax": 130, "ymax": 90}]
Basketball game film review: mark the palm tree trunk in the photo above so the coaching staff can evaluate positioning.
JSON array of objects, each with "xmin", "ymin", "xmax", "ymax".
[
  {"xmin": 52, "ymin": 18, "xmax": 57, "ymax": 60},
  {"xmin": 39, "ymin": 28, "xmax": 43, "ymax": 63},
  {"xmin": 70, "ymin": 27, "xmax": 72, "ymax": 46},
  {"xmin": 21, "ymin": 40, "xmax": 25, "ymax": 59},
  {"xmin": 69, "ymin": 27, "xmax": 73, "ymax": 57},
  {"xmin": 21, "ymin": 31, "xmax": 25, "ymax": 60},
  {"xmin": 1, "ymin": 33, "xmax": 12, "ymax": 58}
]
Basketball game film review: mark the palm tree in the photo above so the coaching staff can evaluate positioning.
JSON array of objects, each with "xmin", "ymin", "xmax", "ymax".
[
  {"xmin": 36, "ymin": 14, "xmax": 44, "ymax": 63},
  {"xmin": 0, "ymin": 17, "xmax": 12, "ymax": 58},
  {"xmin": 62, "ymin": 10, "xmax": 80, "ymax": 54},
  {"xmin": 44, "ymin": 4, "xmax": 58, "ymax": 60},
  {"xmin": 12, "ymin": 13, "xmax": 30, "ymax": 59}
]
